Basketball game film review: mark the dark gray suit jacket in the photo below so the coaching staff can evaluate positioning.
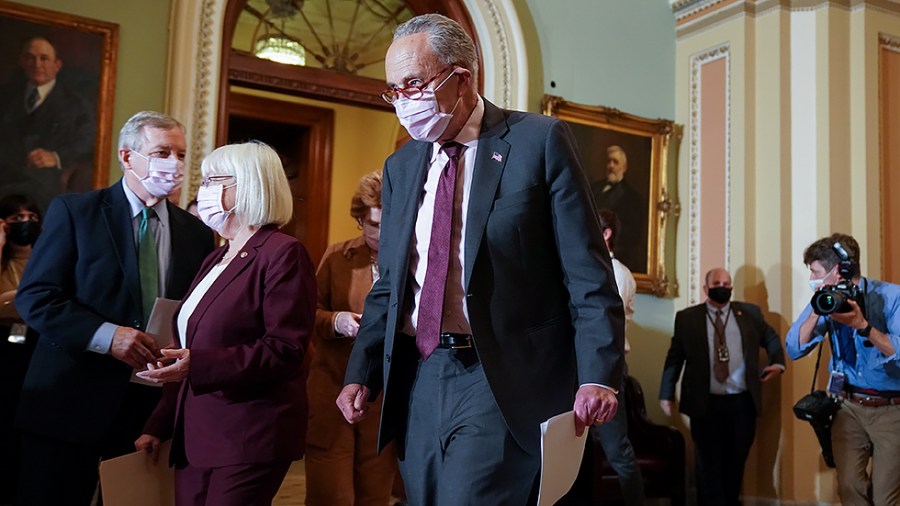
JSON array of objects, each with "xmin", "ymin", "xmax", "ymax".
[
  {"xmin": 659, "ymin": 301, "xmax": 786, "ymax": 418},
  {"xmin": 14, "ymin": 182, "xmax": 215, "ymax": 444},
  {"xmin": 345, "ymin": 99, "xmax": 626, "ymax": 456}
]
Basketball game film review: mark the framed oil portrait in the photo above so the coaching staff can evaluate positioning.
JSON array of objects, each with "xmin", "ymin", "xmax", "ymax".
[
  {"xmin": 0, "ymin": 1, "xmax": 118, "ymax": 212},
  {"xmin": 543, "ymin": 95, "xmax": 682, "ymax": 296}
]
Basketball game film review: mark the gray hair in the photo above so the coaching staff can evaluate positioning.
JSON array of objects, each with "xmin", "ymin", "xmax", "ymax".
[
  {"xmin": 118, "ymin": 111, "xmax": 184, "ymax": 152},
  {"xmin": 394, "ymin": 14, "xmax": 478, "ymax": 88},
  {"xmin": 607, "ymin": 145, "xmax": 628, "ymax": 165}
]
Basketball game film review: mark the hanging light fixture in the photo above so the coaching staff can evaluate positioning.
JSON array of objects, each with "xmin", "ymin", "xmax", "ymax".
[{"xmin": 253, "ymin": 0, "xmax": 306, "ymax": 66}]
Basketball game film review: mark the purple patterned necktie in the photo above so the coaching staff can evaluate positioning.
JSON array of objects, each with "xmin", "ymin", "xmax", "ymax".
[{"xmin": 416, "ymin": 142, "xmax": 464, "ymax": 360}]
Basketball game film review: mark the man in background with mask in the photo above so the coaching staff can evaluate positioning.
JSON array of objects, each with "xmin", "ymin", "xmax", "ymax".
[
  {"xmin": 659, "ymin": 267, "xmax": 784, "ymax": 505},
  {"xmin": 787, "ymin": 233, "xmax": 900, "ymax": 505},
  {"xmin": 337, "ymin": 14, "xmax": 624, "ymax": 504},
  {"xmin": 13, "ymin": 111, "xmax": 215, "ymax": 505}
]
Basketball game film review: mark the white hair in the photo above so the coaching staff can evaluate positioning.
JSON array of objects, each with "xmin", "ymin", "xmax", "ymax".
[
  {"xmin": 394, "ymin": 13, "xmax": 479, "ymax": 88},
  {"xmin": 118, "ymin": 111, "xmax": 184, "ymax": 152},
  {"xmin": 200, "ymin": 142, "xmax": 293, "ymax": 228}
]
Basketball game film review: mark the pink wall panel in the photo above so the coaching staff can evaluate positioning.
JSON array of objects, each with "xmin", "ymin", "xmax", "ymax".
[
  {"xmin": 883, "ymin": 48, "xmax": 900, "ymax": 283},
  {"xmin": 699, "ymin": 58, "xmax": 729, "ymax": 281}
]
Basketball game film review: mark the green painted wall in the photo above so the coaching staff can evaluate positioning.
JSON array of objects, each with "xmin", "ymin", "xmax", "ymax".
[
  {"xmin": 19, "ymin": 0, "xmax": 172, "ymax": 185},
  {"xmin": 523, "ymin": 0, "xmax": 676, "ymax": 119},
  {"xmin": 521, "ymin": 0, "xmax": 678, "ymax": 420}
]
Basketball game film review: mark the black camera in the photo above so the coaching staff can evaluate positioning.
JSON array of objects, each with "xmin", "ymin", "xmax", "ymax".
[
  {"xmin": 811, "ymin": 281, "xmax": 861, "ymax": 315},
  {"xmin": 811, "ymin": 242, "xmax": 865, "ymax": 316}
]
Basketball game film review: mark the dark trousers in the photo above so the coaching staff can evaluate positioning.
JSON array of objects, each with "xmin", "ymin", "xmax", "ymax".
[
  {"xmin": 399, "ymin": 347, "xmax": 539, "ymax": 506},
  {"xmin": 690, "ymin": 392, "xmax": 756, "ymax": 506},
  {"xmin": 15, "ymin": 382, "xmax": 161, "ymax": 506},
  {"xmin": 175, "ymin": 460, "xmax": 292, "ymax": 506},
  {"xmin": 591, "ymin": 392, "xmax": 645, "ymax": 506}
]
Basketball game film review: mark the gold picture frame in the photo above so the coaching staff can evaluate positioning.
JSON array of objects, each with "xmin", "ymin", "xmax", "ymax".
[
  {"xmin": 0, "ymin": 0, "xmax": 118, "ymax": 212},
  {"xmin": 542, "ymin": 94, "xmax": 682, "ymax": 296}
]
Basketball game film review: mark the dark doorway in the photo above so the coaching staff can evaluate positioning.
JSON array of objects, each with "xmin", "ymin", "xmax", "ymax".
[{"xmin": 225, "ymin": 91, "xmax": 334, "ymax": 263}]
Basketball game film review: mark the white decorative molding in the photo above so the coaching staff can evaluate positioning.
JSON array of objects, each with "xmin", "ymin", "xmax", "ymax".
[
  {"xmin": 688, "ymin": 43, "xmax": 731, "ymax": 305},
  {"xmin": 882, "ymin": 32, "xmax": 900, "ymax": 53},
  {"xmin": 462, "ymin": 0, "xmax": 529, "ymax": 110},
  {"xmin": 167, "ymin": 0, "xmax": 225, "ymax": 205}
]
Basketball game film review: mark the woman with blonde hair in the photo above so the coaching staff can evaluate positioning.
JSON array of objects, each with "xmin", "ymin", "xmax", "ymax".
[
  {"xmin": 305, "ymin": 170, "xmax": 398, "ymax": 506},
  {"xmin": 135, "ymin": 142, "xmax": 316, "ymax": 506}
]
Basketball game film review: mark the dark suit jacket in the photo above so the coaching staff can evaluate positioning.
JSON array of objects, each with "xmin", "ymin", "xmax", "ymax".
[
  {"xmin": 14, "ymin": 181, "xmax": 214, "ymax": 444},
  {"xmin": 591, "ymin": 178, "xmax": 646, "ymax": 273},
  {"xmin": 0, "ymin": 78, "xmax": 96, "ymax": 209},
  {"xmin": 345, "ymin": 99, "xmax": 626, "ymax": 456},
  {"xmin": 143, "ymin": 226, "xmax": 317, "ymax": 467},
  {"xmin": 659, "ymin": 301, "xmax": 786, "ymax": 418}
]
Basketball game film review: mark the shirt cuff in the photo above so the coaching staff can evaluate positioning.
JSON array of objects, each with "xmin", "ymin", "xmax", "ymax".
[
  {"xmin": 52, "ymin": 151, "xmax": 61, "ymax": 169},
  {"xmin": 87, "ymin": 322, "xmax": 117, "ymax": 354},
  {"xmin": 770, "ymin": 364, "xmax": 786, "ymax": 371},
  {"xmin": 580, "ymin": 383, "xmax": 619, "ymax": 395}
]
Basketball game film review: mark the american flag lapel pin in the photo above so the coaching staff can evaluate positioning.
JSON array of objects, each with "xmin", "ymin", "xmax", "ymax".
[{"xmin": 491, "ymin": 151, "xmax": 503, "ymax": 162}]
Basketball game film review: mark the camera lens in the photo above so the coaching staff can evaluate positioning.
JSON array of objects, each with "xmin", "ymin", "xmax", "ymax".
[{"xmin": 811, "ymin": 290, "xmax": 848, "ymax": 315}]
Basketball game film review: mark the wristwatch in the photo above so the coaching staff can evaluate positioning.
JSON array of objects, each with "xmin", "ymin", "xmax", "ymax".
[{"xmin": 858, "ymin": 323, "xmax": 873, "ymax": 337}]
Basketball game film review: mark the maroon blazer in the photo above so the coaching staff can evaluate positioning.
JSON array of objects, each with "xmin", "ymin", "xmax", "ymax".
[{"xmin": 144, "ymin": 226, "xmax": 316, "ymax": 468}]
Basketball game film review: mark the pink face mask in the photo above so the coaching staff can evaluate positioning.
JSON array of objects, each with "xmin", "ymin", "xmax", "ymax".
[
  {"xmin": 392, "ymin": 70, "xmax": 461, "ymax": 142},
  {"xmin": 196, "ymin": 182, "xmax": 236, "ymax": 232},
  {"xmin": 129, "ymin": 151, "xmax": 183, "ymax": 198}
]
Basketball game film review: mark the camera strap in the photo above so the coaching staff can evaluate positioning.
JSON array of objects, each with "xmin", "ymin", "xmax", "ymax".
[{"xmin": 809, "ymin": 327, "xmax": 828, "ymax": 395}]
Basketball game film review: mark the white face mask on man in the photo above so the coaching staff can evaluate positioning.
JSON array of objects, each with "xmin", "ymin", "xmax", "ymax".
[
  {"xmin": 809, "ymin": 266, "xmax": 837, "ymax": 292},
  {"xmin": 392, "ymin": 69, "xmax": 461, "ymax": 142},
  {"xmin": 128, "ymin": 151, "xmax": 183, "ymax": 198}
]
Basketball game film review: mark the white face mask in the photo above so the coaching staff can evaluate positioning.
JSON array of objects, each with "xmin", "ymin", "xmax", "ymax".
[
  {"xmin": 392, "ymin": 70, "xmax": 460, "ymax": 142},
  {"xmin": 808, "ymin": 277, "xmax": 826, "ymax": 292},
  {"xmin": 196, "ymin": 182, "xmax": 236, "ymax": 232},
  {"xmin": 128, "ymin": 151, "xmax": 183, "ymax": 198},
  {"xmin": 808, "ymin": 266, "xmax": 836, "ymax": 292}
]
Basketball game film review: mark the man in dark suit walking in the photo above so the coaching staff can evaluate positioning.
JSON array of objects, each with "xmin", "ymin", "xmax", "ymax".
[
  {"xmin": 336, "ymin": 14, "xmax": 625, "ymax": 505},
  {"xmin": 13, "ymin": 111, "xmax": 215, "ymax": 505},
  {"xmin": 659, "ymin": 268, "xmax": 785, "ymax": 506},
  {"xmin": 0, "ymin": 35, "xmax": 95, "ymax": 211}
]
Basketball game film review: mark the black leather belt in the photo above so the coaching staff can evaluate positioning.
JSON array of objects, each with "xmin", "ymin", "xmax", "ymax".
[{"xmin": 439, "ymin": 333, "xmax": 473, "ymax": 349}]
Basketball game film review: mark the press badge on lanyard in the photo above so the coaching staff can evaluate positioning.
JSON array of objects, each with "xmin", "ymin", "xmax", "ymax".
[{"xmin": 827, "ymin": 370, "xmax": 846, "ymax": 396}]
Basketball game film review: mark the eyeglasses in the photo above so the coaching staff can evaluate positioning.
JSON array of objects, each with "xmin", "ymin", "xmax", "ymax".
[
  {"xmin": 381, "ymin": 66, "xmax": 454, "ymax": 105},
  {"xmin": 200, "ymin": 175, "xmax": 235, "ymax": 188}
]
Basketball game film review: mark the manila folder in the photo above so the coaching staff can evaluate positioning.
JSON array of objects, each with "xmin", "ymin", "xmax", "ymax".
[{"xmin": 99, "ymin": 440, "xmax": 174, "ymax": 506}]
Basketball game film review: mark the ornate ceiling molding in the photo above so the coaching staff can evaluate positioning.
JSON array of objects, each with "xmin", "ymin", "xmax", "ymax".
[
  {"xmin": 673, "ymin": 0, "xmax": 900, "ymax": 39},
  {"xmin": 688, "ymin": 44, "xmax": 731, "ymax": 305},
  {"xmin": 882, "ymin": 32, "xmax": 900, "ymax": 53}
]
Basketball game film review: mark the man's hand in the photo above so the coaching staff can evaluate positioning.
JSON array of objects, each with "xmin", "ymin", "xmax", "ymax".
[
  {"xmin": 660, "ymin": 400, "xmax": 677, "ymax": 417},
  {"xmin": 573, "ymin": 385, "xmax": 618, "ymax": 437},
  {"xmin": 760, "ymin": 365, "xmax": 784, "ymax": 383},
  {"xmin": 134, "ymin": 434, "xmax": 161, "ymax": 464},
  {"xmin": 26, "ymin": 149, "xmax": 59, "ymax": 169},
  {"xmin": 135, "ymin": 348, "xmax": 190, "ymax": 384},
  {"xmin": 829, "ymin": 300, "xmax": 867, "ymax": 330},
  {"xmin": 110, "ymin": 327, "xmax": 159, "ymax": 369},
  {"xmin": 336, "ymin": 383, "xmax": 371, "ymax": 424},
  {"xmin": 335, "ymin": 311, "xmax": 362, "ymax": 338}
]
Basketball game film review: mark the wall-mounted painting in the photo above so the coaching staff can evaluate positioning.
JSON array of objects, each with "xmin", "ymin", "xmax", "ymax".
[
  {"xmin": 0, "ymin": 1, "xmax": 118, "ymax": 212},
  {"xmin": 543, "ymin": 94, "xmax": 682, "ymax": 296}
]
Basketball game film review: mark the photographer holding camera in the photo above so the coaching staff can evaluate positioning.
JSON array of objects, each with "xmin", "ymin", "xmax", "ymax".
[{"xmin": 787, "ymin": 233, "xmax": 900, "ymax": 505}]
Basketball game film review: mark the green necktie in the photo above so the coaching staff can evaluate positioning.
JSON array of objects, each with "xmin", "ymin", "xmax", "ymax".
[{"xmin": 139, "ymin": 207, "xmax": 159, "ymax": 322}]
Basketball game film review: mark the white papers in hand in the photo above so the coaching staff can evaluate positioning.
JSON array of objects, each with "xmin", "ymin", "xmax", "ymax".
[{"xmin": 537, "ymin": 410, "xmax": 588, "ymax": 506}]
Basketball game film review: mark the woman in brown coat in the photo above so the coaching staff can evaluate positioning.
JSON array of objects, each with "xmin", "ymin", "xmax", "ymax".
[{"xmin": 305, "ymin": 171, "xmax": 398, "ymax": 506}]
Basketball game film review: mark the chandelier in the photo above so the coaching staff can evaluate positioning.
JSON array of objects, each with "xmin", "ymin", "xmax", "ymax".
[{"xmin": 240, "ymin": 0, "xmax": 414, "ymax": 76}]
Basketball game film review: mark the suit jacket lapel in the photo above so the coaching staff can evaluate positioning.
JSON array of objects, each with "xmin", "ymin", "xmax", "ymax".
[
  {"xmin": 732, "ymin": 303, "xmax": 755, "ymax": 361},
  {"xmin": 184, "ymin": 227, "xmax": 272, "ymax": 348},
  {"xmin": 166, "ymin": 202, "xmax": 190, "ymax": 298},
  {"xmin": 101, "ymin": 182, "xmax": 142, "ymax": 315},
  {"xmin": 464, "ymin": 99, "xmax": 509, "ymax": 288},
  {"xmin": 694, "ymin": 305, "xmax": 712, "ymax": 376}
]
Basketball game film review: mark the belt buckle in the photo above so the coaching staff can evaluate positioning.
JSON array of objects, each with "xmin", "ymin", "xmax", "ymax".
[{"xmin": 450, "ymin": 339, "xmax": 472, "ymax": 350}]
